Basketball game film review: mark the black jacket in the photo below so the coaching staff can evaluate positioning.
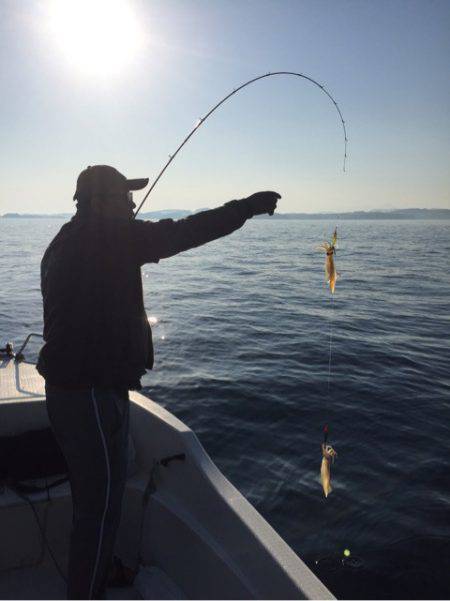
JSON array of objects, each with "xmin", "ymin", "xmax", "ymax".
[{"xmin": 36, "ymin": 199, "xmax": 253, "ymax": 389}]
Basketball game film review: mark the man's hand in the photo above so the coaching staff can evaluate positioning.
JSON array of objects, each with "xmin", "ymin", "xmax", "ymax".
[{"xmin": 243, "ymin": 191, "xmax": 281, "ymax": 217}]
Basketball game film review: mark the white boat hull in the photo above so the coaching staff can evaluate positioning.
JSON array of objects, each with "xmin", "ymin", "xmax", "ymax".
[{"xmin": 0, "ymin": 358, "xmax": 333, "ymax": 599}]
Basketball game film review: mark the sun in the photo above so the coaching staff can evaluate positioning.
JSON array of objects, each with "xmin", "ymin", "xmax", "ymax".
[{"xmin": 46, "ymin": 0, "xmax": 145, "ymax": 78}]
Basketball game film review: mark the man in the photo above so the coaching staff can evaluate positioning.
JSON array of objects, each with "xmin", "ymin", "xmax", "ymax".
[{"xmin": 37, "ymin": 164, "xmax": 280, "ymax": 599}]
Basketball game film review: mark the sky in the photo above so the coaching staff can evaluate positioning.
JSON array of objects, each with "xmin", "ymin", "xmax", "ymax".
[{"xmin": 0, "ymin": 0, "xmax": 449, "ymax": 214}]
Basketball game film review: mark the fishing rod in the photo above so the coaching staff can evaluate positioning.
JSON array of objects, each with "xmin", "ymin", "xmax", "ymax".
[{"xmin": 133, "ymin": 71, "xmax": 348, "ymax": 218}]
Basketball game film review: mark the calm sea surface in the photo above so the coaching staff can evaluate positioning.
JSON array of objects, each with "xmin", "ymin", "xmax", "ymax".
[{"xmin": 1, "ymin": 217, "xmax": 449, "ymax": 599}]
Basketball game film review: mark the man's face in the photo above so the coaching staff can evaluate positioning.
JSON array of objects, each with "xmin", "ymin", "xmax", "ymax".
[
  {"xmin": 127, "ymin": 191, "xmax": 136, "ymax": 210},
  {"xmin": 108, "ymin": 190, "xmax": 136, "ymax": 219}
]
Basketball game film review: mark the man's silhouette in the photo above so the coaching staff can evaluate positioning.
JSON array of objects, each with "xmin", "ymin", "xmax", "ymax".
[{"xmin": 37, "ymin": 164, "xmax": 280, "ymax": 599}]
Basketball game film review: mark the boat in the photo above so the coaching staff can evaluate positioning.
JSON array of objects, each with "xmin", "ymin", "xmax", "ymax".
[{"xmin": 0, "ymin": 334, "xmax": 334, "ymax": 600}]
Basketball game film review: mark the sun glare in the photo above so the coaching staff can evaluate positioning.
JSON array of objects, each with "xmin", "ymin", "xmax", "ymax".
[{"xmin": 46, "ymin": 0, "xmax": 145, "ymax": 78}]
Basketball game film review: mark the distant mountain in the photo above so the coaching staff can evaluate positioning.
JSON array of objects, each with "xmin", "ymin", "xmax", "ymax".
[
  {"xmin": 1, "ymin": 212, "xmax": 72, "ymax": 219},
  {"xmin": 138, "ymin": 210, "xmax": 192, "ymax": 219},
  {"xmin": 255, "ymin": 208, "xmax": 450, "ymax": 220},
  {"xmin": 1, "ymin": 208, "xmax": 449, "ymax": 220}
]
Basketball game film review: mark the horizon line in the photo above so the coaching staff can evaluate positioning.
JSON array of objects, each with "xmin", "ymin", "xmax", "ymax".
[{"xmin": 1, "ymin": 207, "xmax": 449, "ymax": 218}]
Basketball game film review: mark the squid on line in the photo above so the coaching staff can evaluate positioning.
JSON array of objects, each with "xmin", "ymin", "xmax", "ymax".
[
  {"xmin": 321, "ymin": 443, "xmax": 337, "ymax": 498},
  {"xmin": 318, "ymin": 227, "xmax": 338, "ymax": 294}
]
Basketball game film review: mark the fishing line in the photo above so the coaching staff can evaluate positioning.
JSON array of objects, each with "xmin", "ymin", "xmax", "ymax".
[
  {"xmin": 134, "ymin": 71, "xmax": 348, "ymax": 218},
  {"xmin": 327, "ymin": 294, "xmax": 335, "ymax": 393},
  {"xmin": 319, "ymin": 226, "xmax": 339, "ymax": 497}
]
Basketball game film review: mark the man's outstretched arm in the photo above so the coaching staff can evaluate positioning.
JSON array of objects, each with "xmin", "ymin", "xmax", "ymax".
[{"xmin": 132, "ymin": 192, "xmax": 280, "ymax": 264}]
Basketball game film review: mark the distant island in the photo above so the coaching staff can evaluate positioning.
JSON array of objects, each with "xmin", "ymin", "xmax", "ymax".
[{"xmin": 1, "ymin": 208, "xmax": 449, "ymax": 220}]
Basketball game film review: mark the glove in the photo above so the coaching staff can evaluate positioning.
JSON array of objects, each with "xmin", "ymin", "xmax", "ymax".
[{"xmin": 242, "ymin": 191, "xmax": 281, "ymax": 217}]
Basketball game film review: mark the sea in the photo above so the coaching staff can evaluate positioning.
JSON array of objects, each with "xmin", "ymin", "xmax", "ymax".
[{"xmin": 1, "ymin": 216, "xmax": 449, "ymax": 599}]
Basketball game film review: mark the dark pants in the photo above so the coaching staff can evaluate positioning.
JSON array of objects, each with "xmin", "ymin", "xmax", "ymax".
[{"xmin": 45, "ymin": 383, "xmax": 130, "ymax": 600}]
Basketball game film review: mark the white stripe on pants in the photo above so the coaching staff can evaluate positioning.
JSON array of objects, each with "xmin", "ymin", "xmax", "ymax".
[{"xmin": 89, "ymin": 388, "xmax": 111, "ymax": 600}]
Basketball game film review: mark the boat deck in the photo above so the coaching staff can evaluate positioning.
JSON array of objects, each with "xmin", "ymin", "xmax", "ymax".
[
  {"xmin": 0, "ymin": 561, "xmax": 187, "ymax": 600},
  {"xmin": 0, "ymin": 564, "xmax": 140, "ymax": 600},
  {"xmin": 0, "ymin": 359, "xmax": 183, "ymax": 600},
  {"xmin": 0, "ymin": 357, "xmax": 45, "ymax": 402}
]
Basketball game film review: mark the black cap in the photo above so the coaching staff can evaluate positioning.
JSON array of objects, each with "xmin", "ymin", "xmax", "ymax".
[{"xmin": 73, "ymin": 165, "xmax": 148, "ymax": 200}]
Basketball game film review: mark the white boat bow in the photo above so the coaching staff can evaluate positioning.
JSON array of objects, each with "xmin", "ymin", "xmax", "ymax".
[{"xmin": 0, "ymin": 355, "xmax": 333, "ymax": 600}]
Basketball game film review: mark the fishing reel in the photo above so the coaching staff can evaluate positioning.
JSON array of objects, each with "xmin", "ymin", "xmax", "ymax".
[
  {"xmin": 0, "ymin": 342, "xmax": 15, "ymax": 359},
  {"xmin": 0, "ymin": 333, "xmax": 44, "ymax": 363}
]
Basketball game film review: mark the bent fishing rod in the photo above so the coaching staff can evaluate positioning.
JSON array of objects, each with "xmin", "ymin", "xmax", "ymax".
[{"xmin": 133, "ymin": 71, "xmax": 348, "ymax": 219}]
